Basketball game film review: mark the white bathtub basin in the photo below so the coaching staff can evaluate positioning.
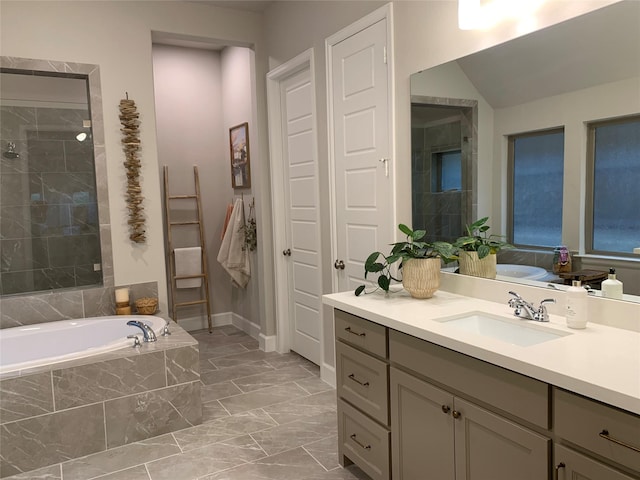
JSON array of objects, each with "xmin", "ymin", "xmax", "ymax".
[
  {"xmin": 436, "ymin": 311, "xmax": 570, "ymax": 347},
  {"xmin": 496, "ymin": 264, "xmax": 549, "ymax": 280}
]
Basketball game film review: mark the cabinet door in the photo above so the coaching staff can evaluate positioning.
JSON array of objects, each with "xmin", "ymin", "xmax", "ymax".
[
  {"xmin": 454, "ymin": 397, "xmax": 550, "ymax": 480},
  {"xmin": 390, "ymin": 367, "xmax": 455, "ymax": 480},
  {"xmin": 554, "ymin": 444, "xmax": 638, "ymax": 480}
]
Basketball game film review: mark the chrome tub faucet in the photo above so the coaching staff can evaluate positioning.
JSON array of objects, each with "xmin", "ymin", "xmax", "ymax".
[
  {"xmin": 126, "ymin": 320, "xmax": 157, "ymax": 342},
  {"xmin": 508, "ymin": 291, "xmax": 556, "ymax": 322}
]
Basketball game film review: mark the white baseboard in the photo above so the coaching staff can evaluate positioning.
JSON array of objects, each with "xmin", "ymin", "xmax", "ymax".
[
  {"xmin": 179, "ymin": 312, "xmax": 233, "ymax": 332},
  {"xmin": 321, "ymin": 363, "xmax": 336, "ymax": 388},
  {"xmin": 260, "ymin": 333, "xmax": 277, "ymax": 352}
]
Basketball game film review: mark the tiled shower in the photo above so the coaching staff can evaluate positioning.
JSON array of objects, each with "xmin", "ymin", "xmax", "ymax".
[{"xmin": 0, "ymin": 104, "xmax": 101, "ymax": 295}]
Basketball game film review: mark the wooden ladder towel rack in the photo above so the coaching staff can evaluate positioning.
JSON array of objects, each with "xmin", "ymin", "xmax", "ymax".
[{"xmin": 163, "ymin": 165, "xmax": 212, "ymax": 333}]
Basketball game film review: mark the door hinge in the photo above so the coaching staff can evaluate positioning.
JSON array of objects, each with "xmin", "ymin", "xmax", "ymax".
[{"xmin": 383, "ymin": 46, "xmax": 387, "ymax": 64}]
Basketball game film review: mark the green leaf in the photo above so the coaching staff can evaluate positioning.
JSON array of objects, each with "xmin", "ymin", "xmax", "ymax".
[
  {"xmin": 366, "ymin": 262, "xmax": 384, "ymax": 273},
  {"xmin": 411, "ymin": 229, "xmax": 426, "ymax": 241},
  {"xmin": 477, "ymin": 244, "xmax": 491, "ymax": 259},
  {"xmin": 378, "ymin": 275, "xmax": 390, "ymax": 291},
  {"xmin": 398, "ymin": 224, "xmax": 413, "ymax": 237},
  {"xmin": 355, "ymin": 285, "xmax": 365, "ymax": 296},
  {"xmin": 364, "ymin": 251, "xmax": 382, "ymax": 269}
]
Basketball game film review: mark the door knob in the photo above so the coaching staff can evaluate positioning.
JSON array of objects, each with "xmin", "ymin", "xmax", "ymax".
[
  {"xmin": 334, "ymin": 260, "xmax": 345, "ymax": 270},
  {"xmin": 282, "ymin": 248, "xmax": 291, "ymax": 256}
]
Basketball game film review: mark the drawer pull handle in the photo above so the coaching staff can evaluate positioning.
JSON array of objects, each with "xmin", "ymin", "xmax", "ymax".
[
  {"xmin": 599, "ymin": 429, "xmax": 640, "ymax": 453},
  {"xmin": 345, "ymin": 326, "xmax": 366, "ymax": 337},
  {"xmin": 452, "ymin": 410, "xmax": 461, "ymax": 419},
  {"xmin": 348, "ymin": 373, "xmax": 370, "ymax": 387},
  {"xmin": 441, "ymin": 405, "xmax": 451, "ymax": 414},
  {"xmin": 350, "ymin": 433, "xmax": 371, "ymax": 451},
  {"xmin": 554, "ymin": 462, "xmax": 565, "ymax": 480}
]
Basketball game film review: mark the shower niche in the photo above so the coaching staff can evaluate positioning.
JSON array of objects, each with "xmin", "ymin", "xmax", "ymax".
[{"xmin": 0, "ymin": 68, "xmax": 103, "ymax": 295}]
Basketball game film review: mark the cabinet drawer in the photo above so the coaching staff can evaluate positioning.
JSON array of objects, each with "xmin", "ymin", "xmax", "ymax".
[
  {"xmin": 336, "ymin": 341, "xmax": 389, "ymax": 425},
  {"xmin": 335, "ymin": 309, "xmax": 388, "ymax": 358},
  {"xmin": 554, "ymin": 388, "xmax": 640, "ymax": 473},
  {"xmin": 554, "ymin": 444, "xmax": 638, "ymax": 480},
  {"xmin": 338, "ymin": 398, "xmax": 390, "ymax": 480},
  {"xmin": 389, "ymin": 329, "xmax": 549, "ymax": 429}
]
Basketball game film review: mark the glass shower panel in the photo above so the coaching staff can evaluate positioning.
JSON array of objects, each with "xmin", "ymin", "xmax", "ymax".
[{"xmin": 0, "ymin": 71, "xmax": 102, "ymax": 295}]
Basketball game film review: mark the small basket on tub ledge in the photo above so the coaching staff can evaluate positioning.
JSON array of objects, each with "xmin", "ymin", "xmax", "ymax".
[{"xmin": 135, "ymin": 297, "xmax": 158, "ymax": 315}]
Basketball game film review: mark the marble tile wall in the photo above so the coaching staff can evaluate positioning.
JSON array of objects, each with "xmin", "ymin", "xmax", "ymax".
[
  {"xmin": 0, "ymin": 328, "xmax": 201, "ymax": 478},
  {"xmin": 1, "ymin": 56, "xmax": 114, "ymax": 313},
  {"xmin": 0, "ymin": 280, "xmax": 158, "ymax": 329}
]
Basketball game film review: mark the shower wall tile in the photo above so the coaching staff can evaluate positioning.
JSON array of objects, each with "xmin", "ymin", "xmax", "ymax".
[
  {"xmin": 0, "ymin": 372, "xmax": 54, "ymax": 423},
  {"xmin": 81, "ymin": 286, "xmax": 115, "ymax": 317},
  {"xmin": 0, "ymin": 402, "xmax": 105, "ymax": 477},
  {"xmin": 64, "ymin": 140, "xmax": 94, "ymax": 173},
  {"xmin": 26, "ymin": 139, "xmax": 66, "ymax": 173},
  {"xmin": 165, "ymin": 345, "xmax": 200, "ymax": 386},
  {"xmin": 105, "ymin": 381, "xmax": 202, "ymax": 449},
  {"xmin": 48, "ymin": 234, "xmax": 100, "ymax": 267},
  {"xmin": 52, "ymin": 351, "xmax": 166, "ymax": 410}
]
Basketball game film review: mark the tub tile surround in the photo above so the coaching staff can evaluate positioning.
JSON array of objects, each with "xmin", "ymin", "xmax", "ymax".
[
  {"xmin": 0, "ymin": 322, "xmax": 201, "ymax": 477},
  {"xmin": 2, "ymin": 327, "xmax": 367, "ymax": 480},
  {"xmin": 0, "ymin": 281, "xmax": 158, "ymax": 329}
]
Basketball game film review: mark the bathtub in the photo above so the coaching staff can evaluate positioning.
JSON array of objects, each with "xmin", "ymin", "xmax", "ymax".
[{"xmin": 0, "ymin": 315, "xmax": 166, "ymax": 375}]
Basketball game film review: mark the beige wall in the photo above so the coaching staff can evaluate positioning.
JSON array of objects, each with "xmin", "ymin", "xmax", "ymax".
[{"xmin": 0, "ymin": 1, "xmax": 266, "ymax": 320}]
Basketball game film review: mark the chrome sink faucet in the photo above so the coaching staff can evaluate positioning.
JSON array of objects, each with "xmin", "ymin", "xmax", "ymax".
[
  {"xmin": 127, "ymin": 320, "xmax": 157, "ymax": 342},
  {"xmin": 508, "ymin": 291, "xmax": 556, "ymax": 322}
]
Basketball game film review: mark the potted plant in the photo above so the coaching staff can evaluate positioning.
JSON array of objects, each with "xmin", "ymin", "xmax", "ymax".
[
  {"xmin": 453, "ymin": 217, "xmax": 512, "ymax": 279},
  {"xmin": 355, "ymin": 224, "xmax": 455, "ymax": 299}
]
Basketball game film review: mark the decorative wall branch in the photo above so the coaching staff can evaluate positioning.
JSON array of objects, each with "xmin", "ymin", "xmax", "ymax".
[{"xmin": 119, "ymin": 95, "xmax": 146, "ymax": 243}]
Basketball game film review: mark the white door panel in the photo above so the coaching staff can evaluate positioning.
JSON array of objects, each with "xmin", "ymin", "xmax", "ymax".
[
  {"xmin": 331, "ymin": 18, "xmax": 392, "ymax": 293},
  {"xmin": 280, "ymin": 67, "xmax": 321, "ymax": 364}
]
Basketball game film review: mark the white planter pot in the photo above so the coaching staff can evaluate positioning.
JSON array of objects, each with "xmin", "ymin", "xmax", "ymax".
[
  {"xmin": 402, "ymin": 257, "xmax": 441, "ymax": 299},
  {"xmin": 458, "ymin": 251, "xmax": 497, "ymax": 279}
]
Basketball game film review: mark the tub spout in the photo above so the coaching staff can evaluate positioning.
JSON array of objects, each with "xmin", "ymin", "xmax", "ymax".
[{"xmin": 126, "ymin": 320, "xmax": 157, "ymax": 342}]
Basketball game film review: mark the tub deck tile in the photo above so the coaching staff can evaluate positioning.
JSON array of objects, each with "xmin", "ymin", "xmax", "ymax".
[
  {"xmin": 52, "ymin": 352, "xmax": 166, "ymax": 410},
  {"xmin": 0, "ymin": 372, "xmax": 53, "ymax": 423}
]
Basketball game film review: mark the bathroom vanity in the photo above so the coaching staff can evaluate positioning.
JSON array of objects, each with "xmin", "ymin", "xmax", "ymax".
[{"xmin": 325, "ymin": 290, "xmax": 640, "ymax": 480}]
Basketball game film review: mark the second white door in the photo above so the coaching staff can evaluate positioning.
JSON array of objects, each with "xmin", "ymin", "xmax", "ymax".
[
  {"xmin": 280, "ymin": 66, "xmax": 322, "ymax": 364},
  {"xmin": 330, "ymin": 17, "xmax": 393, "ymax": 293}
]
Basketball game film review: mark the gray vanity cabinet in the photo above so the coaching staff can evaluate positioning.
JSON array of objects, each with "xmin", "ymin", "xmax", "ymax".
[
  {"xmin": 390, "ymin": 363, "xmax": 549, "ymax": 480},
  {"xmin": 554, "ymin": 445, "xmax": 638, "ymax": 480}
]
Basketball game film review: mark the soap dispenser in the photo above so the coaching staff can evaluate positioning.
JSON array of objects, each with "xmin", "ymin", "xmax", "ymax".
[
  {"xmin": 566, "ymin": 280, "xmax": 588, "ymax": 329},
  {"xmin": 601, "ymin": 268, "xmax": 623, "ymax": 300}
]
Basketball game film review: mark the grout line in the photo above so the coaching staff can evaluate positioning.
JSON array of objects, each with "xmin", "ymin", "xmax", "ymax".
[{"xmin": 301, "ymin": 445, "xmax": 331, "ymax": 472}]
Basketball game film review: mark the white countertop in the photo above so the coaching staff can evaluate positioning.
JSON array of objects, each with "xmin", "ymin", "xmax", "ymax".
[{"xmin": 324, "ymin": 289, "xmax": 640, "ymax": 415}]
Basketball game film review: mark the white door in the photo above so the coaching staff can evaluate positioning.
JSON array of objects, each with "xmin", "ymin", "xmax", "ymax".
[
  {"xmin": 330, "ymin": 17, "xmax": 393, "ymax": 293},
  {"xmin": 268, "ymin": 57, "xmax": 322, "ymax": 365}
]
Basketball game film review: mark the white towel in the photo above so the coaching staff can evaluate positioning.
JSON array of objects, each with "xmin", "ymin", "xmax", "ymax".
[
  {"xmin": 217, "ymin": 198, "xmax": 250, "ymax": 288},
  {"xmin": 174, "ymin": 247, "xmax": 202, "ymax": 288}
]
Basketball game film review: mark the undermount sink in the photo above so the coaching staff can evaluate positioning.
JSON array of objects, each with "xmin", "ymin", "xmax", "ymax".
[{"xmin": 436, "ymin": 312, "xmax": 571, "ymax": 347}]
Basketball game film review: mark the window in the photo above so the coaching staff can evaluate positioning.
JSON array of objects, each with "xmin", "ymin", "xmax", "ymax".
[
  {"xmin": 587, "ymin": 116, "xmax": 640, "ymax": 255},
  {"xmin": 508, "ymin": 129, "xmax": 564, "ymax": 247},
  {"xmin": 432, "ymin": 150, "xmax": 462, "ymax": 192}
]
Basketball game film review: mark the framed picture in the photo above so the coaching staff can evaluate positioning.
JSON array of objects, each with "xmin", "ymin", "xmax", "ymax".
[{"xmin": 229, "ymin": 122, "xmax": 251, "ymax": 189}]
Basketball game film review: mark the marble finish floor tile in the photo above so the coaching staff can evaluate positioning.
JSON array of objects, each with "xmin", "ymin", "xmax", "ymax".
[
  {"xmin": 173, "ymin": 409, "xmax": 277, "ymax": 452},
  {"xmin": 232, "ymin": 365, "xmax": 314, "ymax": 393},
  {"xmin": 303, "ymin": 435, "xmax": 341, "ymax": 470},
  {"xmin": 249, "ymin": 412, "xmax": 338, "ymax": 456},
  {"xmin": 200, "ymin": 361, "xmax": 275, "ymax": 386},
  {"xmin": 210, "ymin": 350, "xmax": 280, "ymax": 369},
  {"xmin": 262, "ymin": 390, "xmax": 337, "ymax": 425},
  {"xmin": 92, "ymin": 465, "xmax": 151, "ymax": 480},
  {"xmin": 218, "ymin": 381, "xmax": 309, "ymax": 415},
  {"xmin": 3, "ymin": 463, "xmax": 62, "ymax": 479},
  {"xmin": 146, "ymin": 434, "xmax": 266, "ymax": 480},
  {"xmin": 61, "ymin": 434, "xmax": 179, "ymax": 480},
  {"xmin": 202, "ymin": 400, "xmax": 231, "ymax": 423},
  {"xmin": 295, "ymin": 376, "xmax": 335, "ymax": 395},
  {"xmin": 199, "ymin": 446, "xmax": 327, "ymax": 480},
  {"xmin": 200, "ymin": 381, "xmax": 243, "ymax": 403}
]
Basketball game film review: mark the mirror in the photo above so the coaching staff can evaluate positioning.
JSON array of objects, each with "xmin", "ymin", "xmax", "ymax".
[
  {"xmin": 0, "ymin": 58, "xmax": 112, "ymax": 296},
  {"xmin": 410, "ymin": 2, "xmax": 640, "ymax": 302}
]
